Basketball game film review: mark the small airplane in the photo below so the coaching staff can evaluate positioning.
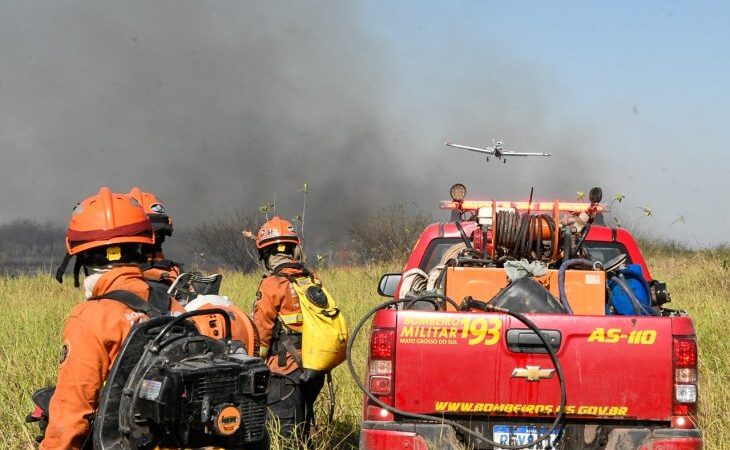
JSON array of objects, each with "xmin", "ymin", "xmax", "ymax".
[{"xmin": 445, "ymin": 140, "xmax": 551, "ymax": 164}]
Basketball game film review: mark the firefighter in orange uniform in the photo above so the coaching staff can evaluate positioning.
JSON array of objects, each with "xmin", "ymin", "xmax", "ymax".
[
  {"xmin": 252, "ymin": 216, "xmax": 325, "ymax": 440},
  {"xmin": 127, "ymin": 187, "xmax": 260, "ymax": 357},
  {"xmin": 41, "ymin": 187, "xmax": 187, "ymax": 449}
]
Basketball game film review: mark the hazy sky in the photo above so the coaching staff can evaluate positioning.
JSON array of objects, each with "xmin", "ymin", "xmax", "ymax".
[{"xmin": 1, "ymin": 1, "xmax": 728, "ymax": 246}]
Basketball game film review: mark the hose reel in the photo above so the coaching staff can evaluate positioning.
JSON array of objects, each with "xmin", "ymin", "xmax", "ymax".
[{"xmin": 490, "ymin": 198, "xmax": 561, "ymax": 262}]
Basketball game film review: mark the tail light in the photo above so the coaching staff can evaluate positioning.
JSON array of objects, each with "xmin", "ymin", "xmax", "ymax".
[
  {"xmin": 672, "ymin": 337, "xmax": 698, "ymax": 428},
  {"xmin": 366, "ymin": 328, "xmax": 395, "ymax": 421}
]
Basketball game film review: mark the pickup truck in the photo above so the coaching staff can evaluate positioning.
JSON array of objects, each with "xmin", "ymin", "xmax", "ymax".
[{"xmin": 358, "ymin": 194, "xmax": 702, "ymax": 450}]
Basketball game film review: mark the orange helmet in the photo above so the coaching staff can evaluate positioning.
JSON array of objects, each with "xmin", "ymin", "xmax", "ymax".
[
  {"xmin": 256, "ymin": 216, "xmax": 300, "ymax": 250},
  {"xmin": 56, "ymin": 187, "xmax": 154, "ymax": 286},
  {"xmin": 128, "ymin": 187, "xmax": 173, "ymax": 237},
  {"xmin": 66, "ymin": 187, "xmax": 154, "ymax": 255}
]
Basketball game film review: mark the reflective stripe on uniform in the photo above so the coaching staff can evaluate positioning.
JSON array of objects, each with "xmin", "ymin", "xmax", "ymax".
[{"xmin": 279, "ymin": 312, "xmax": 303, "ymax": 324}]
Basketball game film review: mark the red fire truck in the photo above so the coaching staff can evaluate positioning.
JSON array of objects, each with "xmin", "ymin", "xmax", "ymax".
[{"xmin": 355, "ymin": 185, "xmax": 702, "ymax": 450}]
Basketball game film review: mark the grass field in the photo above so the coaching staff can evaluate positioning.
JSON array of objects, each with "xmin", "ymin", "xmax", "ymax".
[{"xmin": 0, "ymin": 252, "xmax": 727, "ymax": 449}]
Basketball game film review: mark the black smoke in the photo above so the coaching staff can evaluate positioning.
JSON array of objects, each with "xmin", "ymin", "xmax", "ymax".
[{"xmin": 0, "ymin": 1, "xmax": 607, "ymax": 259}]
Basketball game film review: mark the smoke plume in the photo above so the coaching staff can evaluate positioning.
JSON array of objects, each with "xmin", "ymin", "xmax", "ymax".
[{"xmin": 0, "ymin": 1, "xmax": 609, "ymax": 258}]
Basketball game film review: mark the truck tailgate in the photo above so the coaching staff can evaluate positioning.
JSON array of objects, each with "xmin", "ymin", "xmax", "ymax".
[{"xmin": 393, "ymin": 311, "xmax": 673, "ymax": 421}]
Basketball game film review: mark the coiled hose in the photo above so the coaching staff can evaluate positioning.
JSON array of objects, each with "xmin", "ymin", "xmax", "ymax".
[
  {"xmin": 347, "ymin": 292, "xmax": 567, "ymax": 450},
  {"xmin": 494, "ymin": 211, "xmax": 557, "ymax": 261}
]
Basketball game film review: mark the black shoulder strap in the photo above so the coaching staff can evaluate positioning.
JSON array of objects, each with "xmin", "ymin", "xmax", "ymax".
[
  {"xmin": 281, "ymin": 335, "xmax": 304, "ymax": 369},
  {"xmin": 87, "ymin": 287, "xmax": 171, "ymax": 318},
  {"xmin": 146, "ymin": 285, "xmax": 173, "ymax": 315},
  {"xmin": 272, "ymin": 263, "xmax": 313, "ymax": 283},
  {"xmin": 140, "ymin": 259, "xmax": 182, "ymax": 272}
]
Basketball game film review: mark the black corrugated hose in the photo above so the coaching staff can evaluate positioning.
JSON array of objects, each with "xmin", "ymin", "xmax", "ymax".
[{"xmin": 495, "ymin": 211, "xmax": 557, "ymax": 262}]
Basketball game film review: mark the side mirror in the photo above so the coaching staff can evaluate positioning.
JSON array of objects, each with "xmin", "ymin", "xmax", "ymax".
[{"xmin": 377, "ymin": 273, "xmax": 402, "ymax": 298}]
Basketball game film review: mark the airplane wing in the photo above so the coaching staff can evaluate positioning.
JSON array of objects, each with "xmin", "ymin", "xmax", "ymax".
[
  {"xmin": 501, "ymin": 151, "xmax": 552, "ymax": 157},
  {"xmin": 445, "ymin": 142, "xmax": 495, "ymax": 155}
]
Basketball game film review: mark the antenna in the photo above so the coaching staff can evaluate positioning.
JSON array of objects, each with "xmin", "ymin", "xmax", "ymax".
[{"xmin": 526, "ymin": 187, "xmax": 534, "ymax": 215}]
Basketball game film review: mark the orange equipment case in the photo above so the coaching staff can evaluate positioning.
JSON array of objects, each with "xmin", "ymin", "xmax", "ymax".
[{"xmin": 444, "ymin": 266, "xmax": 605, "ymax": 315}]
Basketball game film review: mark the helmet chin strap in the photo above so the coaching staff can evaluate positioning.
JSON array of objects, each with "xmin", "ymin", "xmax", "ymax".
[
  {"xmin": 55, "ymin": 253, "xmax": 72, "ymax": 284},
  {"xmin": 54, "ymin": 253, "xmax": 90, "ymax": 288}
]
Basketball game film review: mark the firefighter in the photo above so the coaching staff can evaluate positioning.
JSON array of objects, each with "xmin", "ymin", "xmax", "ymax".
[
  {"xmin": 128, "ymin": 187, "xmax": 260, "ymax": 357},
  {"xmin": 252, "ymin": 216, "xmax": 325, "ymax": 441},
  {"xmin": 42, "ymin": 187, "xmax": 188, "ymax": 449}
]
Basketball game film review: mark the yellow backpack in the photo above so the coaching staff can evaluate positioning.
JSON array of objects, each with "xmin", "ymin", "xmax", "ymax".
[{"xmin": 288, "ymin": 275, "xmax": 348, "ymax": 373}]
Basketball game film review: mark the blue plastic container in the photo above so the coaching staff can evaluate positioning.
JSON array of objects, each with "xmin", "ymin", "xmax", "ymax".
[{"xmin": 606, "ymin": 264, "xmax": 654, "ymax": 315}]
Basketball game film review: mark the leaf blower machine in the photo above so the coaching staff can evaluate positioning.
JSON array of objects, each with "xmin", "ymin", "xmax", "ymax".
[{"xmin": 29, "ymin": 308, "xmax": 270, "ymax": 450}]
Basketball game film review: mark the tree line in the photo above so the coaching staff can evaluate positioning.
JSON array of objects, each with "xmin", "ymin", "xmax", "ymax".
[{"xmin": 0, "ymin": 204, "xmax": 432, "ymax": 275}]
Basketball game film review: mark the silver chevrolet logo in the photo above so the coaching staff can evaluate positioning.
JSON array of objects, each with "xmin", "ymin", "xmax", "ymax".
[{"xmin": 512, "ymin": 365, "xmax": 555, "ymax": 382}]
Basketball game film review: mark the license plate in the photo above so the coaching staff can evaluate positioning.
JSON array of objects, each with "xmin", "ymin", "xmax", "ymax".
[{"xmin": 492, "ymin": 425, "xmax": 560, "ymax": 449}]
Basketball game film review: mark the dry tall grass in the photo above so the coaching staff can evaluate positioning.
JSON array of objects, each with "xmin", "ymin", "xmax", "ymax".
[{"xmin": 646, "ymin": 250, "xmax": 730, "ymax": 449}]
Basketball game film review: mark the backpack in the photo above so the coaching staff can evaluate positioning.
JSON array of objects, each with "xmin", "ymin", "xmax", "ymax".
[{"xmin": 272, "ymin": 265, "xmax": 348, "ymax": 376}]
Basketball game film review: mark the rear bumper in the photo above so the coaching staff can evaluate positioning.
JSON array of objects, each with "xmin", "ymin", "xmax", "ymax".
[
  {"xmin": 359, "ymin": 421, "xmax": 702, "ymax": 450},
  {"xmin": 359, "ymin": 421, "xmax": 461, "ymax": 450}
]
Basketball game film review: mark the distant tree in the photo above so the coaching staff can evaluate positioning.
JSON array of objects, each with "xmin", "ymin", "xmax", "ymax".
[
  {"xmin": 189, "ymin": 210, "xmax": 262, "ymax": 272},
  {"xmin": 349, "ymin": 204, "xmax": 432, "ymax": 263},
  {"xmin": 0, "ymin": 219, "xmax": 65, "ymax": 273}
]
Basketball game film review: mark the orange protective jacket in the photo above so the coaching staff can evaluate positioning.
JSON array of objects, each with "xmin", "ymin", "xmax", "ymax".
[
  {"xmin": 40, "ymin": 266, "xmax": 186, "ymax": 450},
  {"xmin": 252, "ymin": 266, "xmax": 308, "ymax": 376}
]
